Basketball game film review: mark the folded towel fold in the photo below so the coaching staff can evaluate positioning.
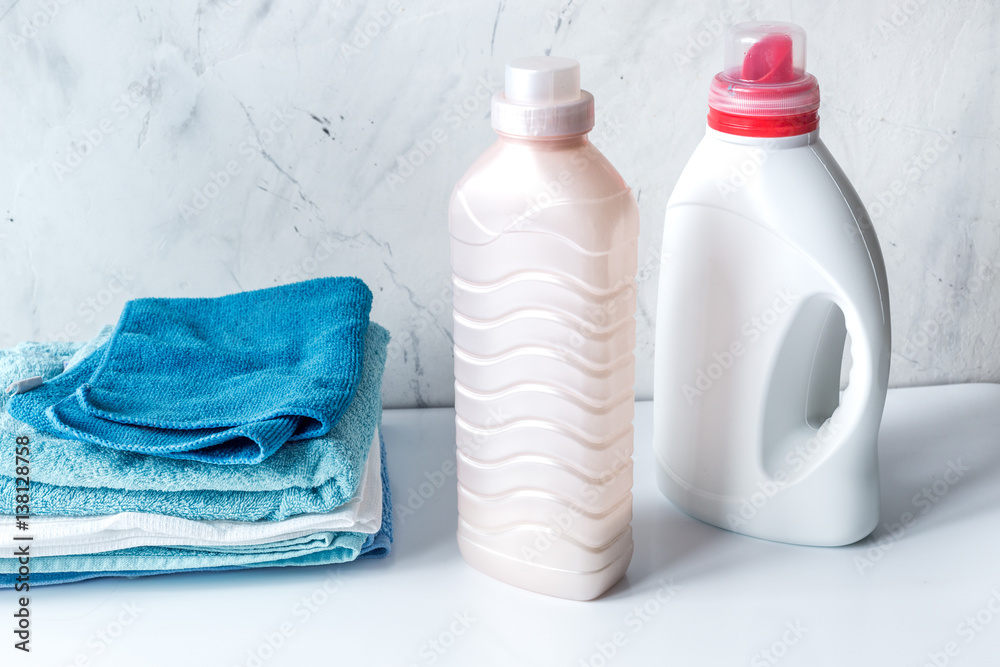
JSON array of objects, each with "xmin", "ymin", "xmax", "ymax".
[
  {"xmin": 1, "ymin": 429, "xmax": 383, "ymax": 557},
  {"xmin": 8, "ymin": 277, "xmax": 373, "ymax": 464},
  {"xmin": 0, "ymin": 432, "xmax": 394, "ymax": 588},
  {"xmin": 0, "ymin": 323, "xmax": 391, "ymax": 521}
]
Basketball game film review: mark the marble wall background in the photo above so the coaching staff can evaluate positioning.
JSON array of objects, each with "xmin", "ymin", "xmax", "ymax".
[{"xmin": 1, "ymin": 0, "xmax": 997, "ymax": 407}]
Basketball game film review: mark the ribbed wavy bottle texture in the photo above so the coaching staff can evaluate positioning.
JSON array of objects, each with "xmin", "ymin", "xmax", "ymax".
[{"xmin": 449, "ymin": 57, "xmax": 639, "ymax": 600}]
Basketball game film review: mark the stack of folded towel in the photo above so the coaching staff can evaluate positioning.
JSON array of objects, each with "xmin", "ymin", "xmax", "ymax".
[{"xmin": 0, "ymin": 277, "xmax": 392, "ymax": 586}]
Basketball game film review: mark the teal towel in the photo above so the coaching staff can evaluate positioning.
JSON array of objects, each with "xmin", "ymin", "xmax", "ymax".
[
  {"xmin": 8, "ymin": 277, "xmax": 372, "ymax": 464},
  {"xmin": 0, "ymin": 324, "xmax": 390, "ymax": 521},
  {"xmin": 0, "ymin": 430, "xmax": 394, "ymax": 587}
]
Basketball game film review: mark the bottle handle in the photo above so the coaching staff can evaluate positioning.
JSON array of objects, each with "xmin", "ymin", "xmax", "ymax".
[
  {"xmin": 761, "ymin": 289, "xmax": 879, "ymax": 481},
  {"xmin": 798, "ymin": 292, "xmax": 878, "ymax": 480}
]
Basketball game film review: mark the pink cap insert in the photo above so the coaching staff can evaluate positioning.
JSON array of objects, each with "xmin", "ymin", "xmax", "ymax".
[
  {"xmin": 708, "ymin": 22, "xmax": 820, "ymax": 135},
  {"xmin": 740, "ymin": 32, "xmax": 796, "ymax": 82}
]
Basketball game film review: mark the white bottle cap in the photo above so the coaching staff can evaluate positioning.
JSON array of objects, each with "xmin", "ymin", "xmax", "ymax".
[{"xmin": 491, "ymin": 56, "xmax": 595, "ymax": 137}]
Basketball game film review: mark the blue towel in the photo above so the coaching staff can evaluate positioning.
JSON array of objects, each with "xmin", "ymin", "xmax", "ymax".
[
  {"xmin": 0, "ymin": 324, "xmax": 390, "ymax": 521},
  {"xmin": 0, "ymin": 433, "xmax": 394, "ymax": 588},
  {"xmin": 8, "ymin": 277, "xmax": 372, "ymax": 464}
]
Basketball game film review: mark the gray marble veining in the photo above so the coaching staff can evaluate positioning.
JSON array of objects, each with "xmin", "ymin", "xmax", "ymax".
[{"xmin": 1, "ymin": 0, "xmax": 997, "ymax": 407}]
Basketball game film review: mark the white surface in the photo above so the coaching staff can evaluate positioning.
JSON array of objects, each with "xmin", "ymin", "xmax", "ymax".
[
  {"xmin": 5, "ymin": 384, "xmax": 1000, "ymax": 666},
  {"xmin": 1, "ymin": 1, "xmax": 998, "ymax": 407},
  {"xmin": 654, "ymin": 127, "xmax": 890, "ymax": 546}
]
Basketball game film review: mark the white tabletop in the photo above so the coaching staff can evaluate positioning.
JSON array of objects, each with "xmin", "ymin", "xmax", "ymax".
[{"xmin": 6, "ymin": 384, "xmax": 1000, "ymax": 667}]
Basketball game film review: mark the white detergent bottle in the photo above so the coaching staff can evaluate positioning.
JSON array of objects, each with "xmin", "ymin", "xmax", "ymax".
[
  {"xmin": 653, "ymin": 22, "xmax": 891, "ymax": 547},
  {"xmin": 449, "ymin": 56, "xmax": 639, "ymax": 600}
]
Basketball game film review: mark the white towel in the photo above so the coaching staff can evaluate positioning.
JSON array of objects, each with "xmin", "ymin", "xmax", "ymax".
[{"xmin": 6, "ymin": 429, "xmax": 383, "ymax": 557}]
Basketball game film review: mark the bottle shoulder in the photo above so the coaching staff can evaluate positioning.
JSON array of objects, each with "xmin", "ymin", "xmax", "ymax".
[
  {"xmin": 668, "ymin": 135, "xmax": 859, "ymax": 222},
  {"xmin": 663, "ymin": 133, "xmax": 888, "ymax": 319},
  {"xmin": 454, "ymin": 140, "xmax": 631, "ymax": 202},
  {"xmin": 450, "ymin": 139, "xmax": 638, "ymax": 247}
]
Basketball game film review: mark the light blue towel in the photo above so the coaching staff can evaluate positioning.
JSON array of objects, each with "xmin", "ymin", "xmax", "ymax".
[
  {"xmin": 0, "ymin": 324, "xmax": 390, "ymax": 521},
  {"xmin": 8, "ymin": 277, "xmax": 372, "ymax": 464},
  {"xmin": 0, "ymin": 432, "xmax": 392, "ymax": 589},
  {"xmin": 0, "ymin": 432, "xmax": 394, "ymax": 588}
]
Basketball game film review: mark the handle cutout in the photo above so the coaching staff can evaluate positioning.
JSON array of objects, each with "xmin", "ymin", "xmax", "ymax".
[{"xmin": 761, "ymin": 296, "xmax": 847, "ymax": 478}]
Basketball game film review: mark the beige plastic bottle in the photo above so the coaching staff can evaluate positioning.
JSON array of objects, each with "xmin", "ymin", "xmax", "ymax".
[{"xmin": 449, "ymin": 56, "xmax": 639, "ymax": 600}]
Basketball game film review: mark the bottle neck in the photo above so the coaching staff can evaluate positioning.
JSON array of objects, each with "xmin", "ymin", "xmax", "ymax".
[
  {"xmin": 707, "ymin": 107, "xmax": 819, "ymax": 139},
  {"xmin": 495, "ymin": 132, "xmax": 590, "ymax": 150},
  {"xmin": 705, "ymin": 125, "xmax": 819, "ymax": 149}
]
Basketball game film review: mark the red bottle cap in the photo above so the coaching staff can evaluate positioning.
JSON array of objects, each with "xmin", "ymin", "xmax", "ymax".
[{"xmin": 707, "ymin": 22, "xmax": 820, "ymax": 137}]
